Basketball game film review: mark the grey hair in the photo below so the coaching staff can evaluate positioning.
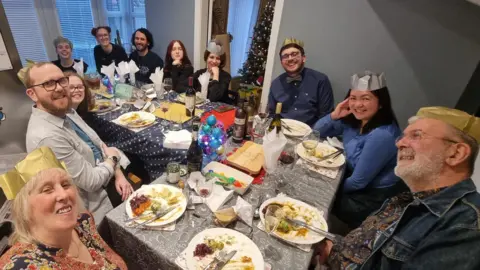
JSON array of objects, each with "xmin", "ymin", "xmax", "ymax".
[{"xmin": 53, "ymin": 36, "xmax": 73, "ymax": 50}]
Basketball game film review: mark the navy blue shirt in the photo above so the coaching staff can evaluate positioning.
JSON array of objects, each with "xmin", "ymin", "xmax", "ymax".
[{"xmin": 268, "ymin": 68, "xmax": 334, "ymax": 126}]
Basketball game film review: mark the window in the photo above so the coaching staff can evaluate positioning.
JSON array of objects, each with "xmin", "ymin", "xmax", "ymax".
[
  {"xmin": 2, "ymin": 0, "xmax": 48, "ymax": 66},
  {"xmin": 56, "ymin": 0, "xmax": 96, "ymax": 72},
  {"xmin": 104, "ymin": 0, "xmax": 146, "ymax": 54}
]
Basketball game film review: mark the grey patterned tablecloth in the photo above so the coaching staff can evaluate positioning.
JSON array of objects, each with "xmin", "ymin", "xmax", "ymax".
[{"xmin": 105, "ymin": 161, "xmax": 344, "ymax": 270}]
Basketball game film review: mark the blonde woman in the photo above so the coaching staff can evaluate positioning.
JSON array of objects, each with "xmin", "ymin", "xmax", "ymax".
[{"xmin": 0, "ymin": 147, "xmax": 127, "ymax": 269}]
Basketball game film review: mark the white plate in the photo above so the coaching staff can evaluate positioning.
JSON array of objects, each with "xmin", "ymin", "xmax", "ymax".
[
  {"xmin": 177, "ymin": 93, "xmax": 205, "ymax": 105},
  {"xmin": 185, "ymin": 228, "xmax": 264, "ymax": 270},
  {"xmin": 281, "ymin": 119, "xmax": 312, "ymax": 137},
  {"xmin": 118, "ymin": 111, "xmax": 156, "ymax": 128},
  {"xmin": 259, "ymin": 197, "xmax": 328, "ymax": 245},
  {"xmin": 125, "ymin": 184, "xmax": 187, "ymax": 227},
  {"xmin": 91, "ymin": 99, "xmax": 116, "ymax": 113},
  {"xmin": 202, "ymin": 162, "xmax": 254, "ymax": 195},
  {"xmin": 296, "ymin": 142, "xmax": 345, "ymax": 168}
]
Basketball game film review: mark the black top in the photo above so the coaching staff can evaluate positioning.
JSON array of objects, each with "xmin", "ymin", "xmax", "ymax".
[
  {"xmin": 93, "ymin": 44, "xmax": 128, "ymax": 74},
  {"xmin": 192, "ymin": 68, "xmax": 232, "ymax": 103},
  {"xmin": 129, "ymin": 50, "xmax": 164, "ymax": 84},
  {"xmin": 51, "ymin": 59, "xmax": 89, "ymax": 73},
  {"xmin": 163, "ymin": 65, "xmax": 194, "ymax": 93}
]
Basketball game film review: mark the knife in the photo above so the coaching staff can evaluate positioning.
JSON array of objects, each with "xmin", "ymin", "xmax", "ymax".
[
  {"xmin": 285, "ymin": 217, "xmax": 338, "ymax": 243},
  {"xmin": 133, "ymin": 204, "xmax": 178, "ymax": 228},
  {"xmin": 216, "ymin": 250, "xmax": 237, "ymax": 270}
]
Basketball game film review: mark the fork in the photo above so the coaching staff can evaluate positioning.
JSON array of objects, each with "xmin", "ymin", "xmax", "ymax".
[
  {"xmin": 203, "ymin": 250, "xmax": 227, "ymax": 270},
  {"xmin": 326, "ymin": 151, "xmax": 343, "ymax": 164}
]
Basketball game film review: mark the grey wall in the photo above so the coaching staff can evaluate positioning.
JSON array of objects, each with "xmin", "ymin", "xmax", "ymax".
[
  {"xmin": 0, "ymin": 2, "xmax": 31, "ymax": 155},
  {"xmin": 272, "ymin": 0, "xmax": 480, "ymax": 127},
  {"xmin": 145, "ymin": 0, "xmax": 195, "ymax": 63}
]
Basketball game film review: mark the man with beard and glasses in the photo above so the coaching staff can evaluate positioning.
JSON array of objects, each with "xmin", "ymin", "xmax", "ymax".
[
  {"xmin": 267, "ymin": 37, "xmax": 334, "ymax": 127},
  {"xmin": 129, "ymin": 28, "xmax": 164, "ymax": 85},
  {"xmin": 24, "ymin": 62, "xmax": 132, "ymax": 224},
  {"xmin": 313, "ymin": 107, "xmax": 480, "ymax": 269}
]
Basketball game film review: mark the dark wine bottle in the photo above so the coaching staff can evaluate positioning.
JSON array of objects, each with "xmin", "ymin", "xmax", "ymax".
[
  {"xmin": 244, "ymin": 95, "xmax": 255, "ymax": 140},
  {"xmin": 268, "ymin": 102, "xmax": 282, "ymax": 133},
  {"xmin": 233, "ymin": 99, "xmax": 246, "ymax": 143},
  {"xmin": 187, "ymin": 125, "xmax": 203, "ymax": 173},
  {"xmin": 185, "ymin": 77, "xmax": 196, "ymax": 117}
]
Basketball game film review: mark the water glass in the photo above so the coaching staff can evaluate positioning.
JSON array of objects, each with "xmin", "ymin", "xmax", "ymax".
[
  {"xmin": 120, "ymin": 103, "xmax": 131, "ymax": 114},
  {"xmin": 154, "ymin": 83, "xmax": 164, "ymax": 100}
]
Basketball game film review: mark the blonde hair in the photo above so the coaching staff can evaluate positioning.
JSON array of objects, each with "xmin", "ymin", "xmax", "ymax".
[{"xmin": 9, "ymin": 168, "xmax": 85, "ymax": 245}]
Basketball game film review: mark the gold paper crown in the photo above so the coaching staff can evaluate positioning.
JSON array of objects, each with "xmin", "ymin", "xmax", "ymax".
[
  {"xmin": 282, "ymin": 37, "xmax": 304, "ymax": 48},
  {"xmin": 417, "ymin": 106, "xmax": 480, "ymax": 143},
  {"xmin": 0, "ymin": 147, "xmax": 67, "ymax": 200}
]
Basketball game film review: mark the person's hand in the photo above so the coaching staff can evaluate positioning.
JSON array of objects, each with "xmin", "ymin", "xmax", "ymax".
[
  {"xmin": 101, "ymin": 143, "xmax": 119, "ymax": 158},
  {"xmin": 211, "ymin": 66, "xmax": 220, "ymax": 79},
  {"xmin": 331, "ymin": 99, "xmax": 351, "ymax": 120},
  {"xmin": 115, "ymin": 173, "xmax": 134, "ymax": 201},
  {"xmin": 173, "ymin": 59, "xmax": 181, "ymax": 66},
  {"xmin": 316, "ymin": 240, "xmax": 333, "ymax": 265}
]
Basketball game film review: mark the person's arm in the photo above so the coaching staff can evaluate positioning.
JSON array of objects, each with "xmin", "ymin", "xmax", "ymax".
[
  {"xmin": 402, "ymin": 227, "xmax": 480, "ymax": 270},
  {"xmin": 343, "ymin": 129, "xmax": 398, "ymax": 192},
  {"xmin": 173, "ymin": 65, "xmax": 194, "ymax": 93},
  {"xmin": 208, "ymin": 71, "xmax": 231, "ymax": 102},
  {"xmin": 39, "ymin": 137, "xmax": 114, "ymax": 192},
  {"xmin": 313, "ymin": 113, "xmax": 345, "ymax": 137},
  {"xmin": 317, "ymin": 76, "xmax": 334, "ymax": 119}
]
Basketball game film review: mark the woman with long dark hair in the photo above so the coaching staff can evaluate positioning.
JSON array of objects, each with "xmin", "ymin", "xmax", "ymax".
[
  {"xmin": 163, "ymin": 40, "xmax": 194, "ymax": 93},
  {"xmin": 313, "ymin": 71, "xmax": 405, "ymax": 229}
]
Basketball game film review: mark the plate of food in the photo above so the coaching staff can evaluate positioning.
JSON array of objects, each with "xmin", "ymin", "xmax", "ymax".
[
  {"xmin": 202, "ymin": 162, "xmax": 254, "ymax": 195},
  {"xmin": 296, "ymin": 142, "xmax": 345, "ymax": 168},
  {"xmin": 125, "ymin": 184, "xmax": 187, "ymax": 227},
  {"xmin": 177, "ymin": 93, "xmax": 205, "ymax": 105},
  {"xmin": 117, "ymin": 111, "xmax": 156, "ymax": 128},
  {"xmin": 281, "ymin": 119, "xmax": 312, "ymax": 137},
  {"xmin": 259, "ymin": 196, "xmax": 328, "ymax": 245},
  {"xmin": 185, "ymin": 228, "xmax": 264, "ymax": 270},
  {"xmin": 90, "ymin": 99, "xmax": 116, "ymax": 113}
]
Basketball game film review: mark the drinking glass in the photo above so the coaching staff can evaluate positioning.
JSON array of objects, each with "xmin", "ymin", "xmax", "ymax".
[
  {"xmin": 120, "ymin": 103, "xmax": 131, "ymax": 114},
  {"xmin": 302, "ymin": 130, "xmax": 320, "ymax": 157},
  {"xmin": 195, "ymin": 181, "xmax": 213, "ymax": 218},
  {"xmin": 154, "ymin": 83, "xmax": 164, "ymax": 100},
  {"xmin": 163, "ymin": 78, "xmax": 173, "ymax": 92},
  {"xmin": 159, "ymin": 102, "xmax": 171, "ymax": 133}
]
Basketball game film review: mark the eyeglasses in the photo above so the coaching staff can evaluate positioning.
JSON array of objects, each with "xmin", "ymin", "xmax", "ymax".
[
  {"xmin": 68, "ymin": 85, "xmax": 85, "ymax": 92},
  {"xmin": 280, "ymin": 51, "xmax": 301, "ymax": 61},
  {"xmin": 396, "ymin": 129, "xmax": 459, "ymax": 144},
  {"xmin": 30, "ymin": 77, "xmax": 69, "ymax": 92}
]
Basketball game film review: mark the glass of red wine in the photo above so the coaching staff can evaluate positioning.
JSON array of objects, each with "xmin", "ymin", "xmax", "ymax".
[{"xmin": 195, "ymin": 180, "xmax": 213, "ymax": 218}]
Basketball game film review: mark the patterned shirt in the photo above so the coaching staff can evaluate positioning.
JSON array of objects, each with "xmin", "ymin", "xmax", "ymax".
[{"xmin": 0, "ymin": 212, "xmax": 127, "ymax": 270}]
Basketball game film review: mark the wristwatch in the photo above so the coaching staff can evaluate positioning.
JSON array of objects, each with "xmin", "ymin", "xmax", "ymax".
[{"xmin": 107, "ymin": 155, "xmax": 119, "ymax": 167}]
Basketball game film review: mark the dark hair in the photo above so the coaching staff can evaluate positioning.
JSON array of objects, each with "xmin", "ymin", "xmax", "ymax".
[
  {"xmin": 91, "ymin": 26, "xmax": 111, "ymax": 37},
  {"xmin": 341, "ymin": 87, "xmax": 399, "ymax": 134},
  {"xmin": 131, "ymin": 28, "xmax": 154, "ymax": 50},
  {"xmin": 63, "ymin": 71, "xmax": 94, "ymax": 119},
  {"xmin": 279, "ymin": 44, "xmax": 305, "ymax": 58},
  {"xmin": 204, "ymin": 50, "xmax": 226, "ymax": 69},
  {"xmin": 164, "ymin": 40, "xmax": 192, "ymax": 72}
]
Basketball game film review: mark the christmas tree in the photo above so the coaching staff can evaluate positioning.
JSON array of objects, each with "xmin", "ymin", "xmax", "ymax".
[{"xmin": 238, "ymin": 0, "xmax": 276, "ymax": 85}]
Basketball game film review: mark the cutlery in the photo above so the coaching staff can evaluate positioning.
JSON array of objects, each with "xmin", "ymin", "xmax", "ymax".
[
  {"xmin": 203, "ymin": 250, "xmax": 226, "ymax": 270},
  {"xmin": 326, "ymin": 151, "xmax": 343, "ymax": 164},
  {"xmin": 216, "ymin": 250, "xmax": 237, "ymax": 270},
  {"xmin": 316, "ymin": 150, "xmax": 343, "ymax": 162},
  {"xmin": 285, "ymin": 217, "xmax": 337, "ymax": 243},
  {"xmin": 133, "ymin": 204, "xmax": 179, "ymax": 228}
]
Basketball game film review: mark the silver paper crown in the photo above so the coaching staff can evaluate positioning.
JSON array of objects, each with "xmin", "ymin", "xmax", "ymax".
[
  {"xmin": 351, "ymin": 71, "xmax": 387, "ymax": 91},
  {"xmin": 206, "ymin": 40, "xmax": 224, "ymax": 55}
]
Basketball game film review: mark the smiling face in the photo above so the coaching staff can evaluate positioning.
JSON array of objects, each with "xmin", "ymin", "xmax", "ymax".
[
  {"xmin": 348, "ymin": 90, "xmax": 380, "ymax": 122},
  {"xmin": 280, "ymin": 47, "xmax": 305, "ymax": 74},
  {"xmin": 96, "ymin": 28, "xmax": 110, "ymax": 47},
  {"xmin": 28, "ymin": 169, "xmax": 79, "ymax": 234},
  {"xmin": 56, "ymin": 42, "xmax": 72, "ymax": 60},
  {"xmin": 68, "ymin": 75, "xmax": 85, "ymax": 110},
  {"xmin": 26, "ymin": 64, "xmax": 71, "ymax": 117},
  {"xmin": 171, "ymin": 42, "xmax": 184, "ymax": 61},
  {"xmin": 207, "ymin": 52, "xmax": 221, "ymax": 69},
  {"xmin": 134, "ymin": 31, "xmax": 149, "ymax": 52}
]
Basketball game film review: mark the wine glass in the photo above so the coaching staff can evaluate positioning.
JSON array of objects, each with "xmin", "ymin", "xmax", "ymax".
[
  {"xmin": 195, "ymin": 180, "xmax": 213, "ymax": 218},
  {"xmin": 163, "ymin": 78, "xmax": 173, "ymax": 95},
  {"xmin": 159, "ymin": 102, "xmax": 171, "ymax": 132},
  {"xmin": 302, "ymin": 130, "xmax": 320, "ymax": 157},
  {"xmin": 263, "ymin": 205, "xmax": 282, "ymax": 261}
]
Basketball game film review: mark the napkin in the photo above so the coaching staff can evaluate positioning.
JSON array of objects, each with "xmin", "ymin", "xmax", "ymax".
[
  {"xmin": 187, "ymin": 171, "xmax": 205, "ymax": 189},
  {"xmin": 198, "ymin": 71, "xmax": 210, "ymax": 100},
  {"xmin": 149, "ymin": 67, "xmax": 164, "ymax": 86},
  {"xmin": 193, "ymin": 181, "xmax": 233, "ymax": 212},
  {"xmin": 115, "ymin": 61, "xmax": 130, "ymax": 83},
  {"xmin": 326, "ymin": 137, "xmax": 344, "ymax": 150},
  {"xmin": 262, "ymin": 128, "xmax": 287, "ymax": 173},
  {"xmin": 164, "ymin": 130, "xmax": 192, "ymax": 149},
  {"xmin": 128, "ymin": 60, "xmax": 139, "ymax": 86},
  {"xmin": 72, "ymin": 58, "xmax": 84, "ymax": 77},
  {"xmin": 233, "ymin": 196, "xmax": 253, "ymax": 226},
  {"xmin": 101, "ymin": 63, "xmax": 116, "ymax": 85}
]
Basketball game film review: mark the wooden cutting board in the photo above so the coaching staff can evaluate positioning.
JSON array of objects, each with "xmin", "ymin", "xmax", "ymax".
[{"xmin": 226, "ymin": 141, "xmax": 264, "ymax": 175}]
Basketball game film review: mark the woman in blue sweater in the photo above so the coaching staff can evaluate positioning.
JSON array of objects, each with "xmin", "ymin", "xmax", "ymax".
[{"xmin": 313, "ymin": 71, "xmax": 406, "ymax": 228}]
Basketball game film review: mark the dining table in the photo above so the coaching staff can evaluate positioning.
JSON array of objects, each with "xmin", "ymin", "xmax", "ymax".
[{"xmin": 104, "ymin": 140, "xmax": 345, "ymax": 270}]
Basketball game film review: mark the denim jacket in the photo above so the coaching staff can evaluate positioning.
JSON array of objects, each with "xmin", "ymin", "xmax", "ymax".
[{"xmin": 331, "ymin": 179, "xmax": 480, "ymax": 269}]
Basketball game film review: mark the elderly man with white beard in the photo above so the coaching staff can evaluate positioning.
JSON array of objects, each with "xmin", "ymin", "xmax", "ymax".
[{"xmin": 314, "ymin": 106, "xmax": 480, "ymax": 270}]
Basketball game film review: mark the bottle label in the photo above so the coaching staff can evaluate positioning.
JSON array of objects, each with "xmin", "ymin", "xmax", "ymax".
[
  {"xmin": 187, "ymin": 162, "xmax": 201, "ymax": 173},
  {"xmin": 248, "ymin": 116, "xmax": 254, "ymax": 122},
  {"xmin": 234, "ymin": 118, "xmax": 246, "ymax": 125},
  {"xmin": 192, "ymin": 131, "xmax": 198, "ymax": 140},
  {"xmin": 185, "ymin": 96, "xmax": 195, "ymax": 111}
]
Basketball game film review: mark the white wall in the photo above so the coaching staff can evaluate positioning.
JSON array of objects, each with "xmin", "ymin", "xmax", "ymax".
[
  {"xmin": 269, "ymin": 0, "xmax": 480, "ymax": 128},
  {"xmin": 145, "ymin": 0, "xmax": 195, "ymax": 65}
]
